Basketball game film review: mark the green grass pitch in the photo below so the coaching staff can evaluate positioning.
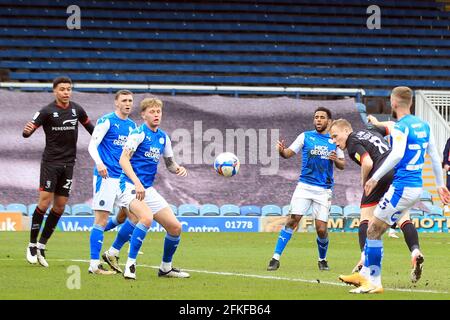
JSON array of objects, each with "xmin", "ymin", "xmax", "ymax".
[{"xmin": 0, "ymin": 232, "xmax": 449, "ymax": 300}]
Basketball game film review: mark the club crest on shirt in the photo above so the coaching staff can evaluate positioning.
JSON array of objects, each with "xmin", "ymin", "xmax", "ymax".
[{"xmin": 72, "ymin": 109, "xmax": 77, "ymax": 117}]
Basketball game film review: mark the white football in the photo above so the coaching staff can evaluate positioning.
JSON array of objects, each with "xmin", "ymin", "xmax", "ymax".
[{"xmin": 214, "ymin": 152, "xmax": 240, "ymax": 177}]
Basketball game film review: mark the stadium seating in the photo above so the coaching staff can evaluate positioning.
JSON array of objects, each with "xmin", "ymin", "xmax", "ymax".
[
  {"xmin": 199, "ymin": 204, "xmax": 220, "ymax": 216},
  {"xmin": 0, "ymin": 204, "xmax": 4, "ymax": 211},
  {"xmin": 282, "ymin": 205, "xmax": 290, "ymax": 216},
  {"xmin": 220, "ymin": 204, "xmax": 241, "ymax": 216},
  {"xmin": 170, "ymin": 204, "xmax": 178, "ymax": 216},
  {"xmin": 409, "ymin": 208, "xmax": 424, "ymax": 218},
  {"xmin": 0, "ymin": 0, "xmax": 449, "ymax": 93},
  {"xmin": 71, "ymin": 203, "xmax": 93, "ymax": 216},
  {"xmin": 426, "ymin": 205, "xmax": 444, "ymax": 216},
  {"xmin": 178, "ymin": 204, "xmax": 199, "ymax": 216},
  {"xmin": 330, "ymin": 205, "xmax": 344, "ymax": 217},
  {"xmin": 240, "ymin": 205, "xmax": 262, "ymax": 216},
  {"xmin": 27, "ymin": 203, "xmax": 71, "ymax": 216},
  {"xmin": 5, "ymin": 203, "xmax": 28, "ymax": 215},
  {"xmin": 261, "ymin": 205, "xmax": 282, "ymax": 216},
  {"xmin": 343, "ymin": 205, "xmax": 361, "ymax": 217}
]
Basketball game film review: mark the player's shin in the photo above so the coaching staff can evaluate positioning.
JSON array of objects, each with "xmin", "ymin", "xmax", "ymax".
[
  {"xmin": 365, "ymin": 239, "xmax": 384, "ymax": 287},
  {"xmin": 316, "ymin": 236, "xmax": 329, "ymax": 260},
  {"xmin": 273, "ymin": 226, "xmax": 293, "ymax": 260},
  {"xmin": 128, "ymin": 222, "xmax": 149, "ymax": 261},
  {"xmin": 104, "ymin": 216, "xmax": 119, "ymax": 232},
  {"xmin": 110, "ymin": 219, "xmax": 135, "ymax": 254},
  {"xmin": 400, "ymin": 220, "xmax": 420, "ymax": 253},
  {"xmin": 161, "ymin": 233, "xmax": 181, "ymax": 272},
  {"xmin": 38, "ymin": 209, "xmax": 62, "ymax": 245},
  {"xmin": 89, "ymin": 224, "xmax": 105, "ymax": 269},
  {"xmin": 358, "ymin": 220, "xmax": 369, "ymax": 251},
  {"xmin": 30, "ymin": 207, "xmax": 46, "ymax": 243}
]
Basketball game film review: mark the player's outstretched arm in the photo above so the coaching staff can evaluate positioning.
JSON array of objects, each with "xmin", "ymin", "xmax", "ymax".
[
  {"xmin": 119, "ymin": 148, "xmax": 145, "ymax": 201},
  {"xmin": 277, "ymin": 139, "xmax": 296, "ymax": 159},
  {"xmin": 164, "ymin": 157, "xmax": 187, "ymax": 177},
  {"xmin": 22, "ymin": 121, "xmax": 37, "ymax": 138},
  {"xmin": 367, "ymin": 115, "xmax": 395, "ymax": 133}
]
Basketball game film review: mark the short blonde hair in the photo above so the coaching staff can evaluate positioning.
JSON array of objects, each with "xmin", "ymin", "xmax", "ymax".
[
  {"xmin": 391, "ymin": 86, "xmax": 413, "ymax": 108},
  {"xmin": 330, "ymin": 118, "xmax": 352, "ymax": 131},
  {"xmin": 140, "ymin": 98, "xmax": 163, "ymax": 112}
]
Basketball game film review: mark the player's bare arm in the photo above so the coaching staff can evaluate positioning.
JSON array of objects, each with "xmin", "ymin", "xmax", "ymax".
[
  {"xmin": 277, "ymin": 139, "xmax": 295, "ymax": 159},
  {"xmin": 119, "ymin": 148, "xmax": 145, "ymax": 201},
  {"xmin": 367, "ymin": 115, "xmax": 395, "ymax": 134},
  {"xmin": 164, "ymin": 157, "xmax": 187, "ymax": 177},
  {"xmin": 22, "ymin": 121, "xmax": 38, "ymax": 138}
]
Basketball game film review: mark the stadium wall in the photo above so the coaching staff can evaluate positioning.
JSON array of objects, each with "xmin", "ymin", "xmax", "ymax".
[{"xmin": 1, "ymin": 214, "xmax": 448, "ymax": 233}]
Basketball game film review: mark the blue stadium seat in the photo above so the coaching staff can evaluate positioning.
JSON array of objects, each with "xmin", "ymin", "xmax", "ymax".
[
  {"xmin": 330, "ymin": 205, "xmax": 343, "ymax": 217},
  {"xmin": 409, "ymin": 208, "xmax": 424, "ymax": 218},
  {"xmin": 343, "ymin": 205, "xmax": 360, "ymax": 217},
  {"xmin": 420, "ymin": 190, "xmax": 433, "ymax": 202},
  {"xmin": 27, "ymin": 203, "xmax": 71, "ymax": 216},
  {"xmin": 169, "ymin": 204, "xmax": 178, "ymax": 216},
  {"xmin": 240, "ymin": 205, "xmax": 261, "ymax": 216},
  {"xmin": 426, "ymin": 205, "xmax": 443, "ymax": 216},
  {"xmin": 282, "ymin": 205, "xmax": 291, "ymax": 216},
  {"xmin": 71, "ymin": 203, "xmax": 93, "ymax": 216},
  {"xmin": 6, "ymin": 203, "xmax": 28, "ymax": 215},
  {"xmin": 199, "ymin": 204, "xmax": 220, "ymax": 216},
  {"xmin": 0, "ymin": 204, "xmax": 4, "ymax": 211},
  {"xmin": 261, "ymin": 205, "xmax": 282, "ymax": 216},
  {"xmin": 178, "ymin": 204, "xmax": 199, "ymax": 216},
  {"xmin": 220, "ymin": 204, "xmax": 241, "ymax": 216}
]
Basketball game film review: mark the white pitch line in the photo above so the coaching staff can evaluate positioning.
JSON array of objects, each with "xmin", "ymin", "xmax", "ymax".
[
  {"xmin": 1, "ymin": 258, "xmax": 447, "ymax": 294},
  {"xmin": 8, "ymin": 258, "xmax": 446, "ymax": 295}
]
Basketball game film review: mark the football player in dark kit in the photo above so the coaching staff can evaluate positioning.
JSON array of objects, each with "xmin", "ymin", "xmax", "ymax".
[
  {"xmin": 329, "ymin": 119, "xmax": 424, "ymax": 283},
  {"xmin": 23, "ymin": 76, "xmax": 94, "ymax": 267}
]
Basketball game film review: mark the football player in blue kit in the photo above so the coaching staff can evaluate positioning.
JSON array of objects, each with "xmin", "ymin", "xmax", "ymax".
[
  {"xmin": 342, "ymin": 86, "xmax": 450, "ymax": 294},
  {"xmin": 118, "ymin": 98, "xmax": 190, "ymax": 280},
  {"xmin": 87, "ymin": 90, "xmax": 137, "ymax": 275},
  {"xmin": 267, "ymin": 107, "xmax": 345, "ymax": 271}
]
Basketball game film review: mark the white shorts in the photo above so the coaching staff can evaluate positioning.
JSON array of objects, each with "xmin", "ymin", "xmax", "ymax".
[
  {"xmin": 374, "ymin": 185, "xmax": 422, "ymax": 225},
  {"xmin": 119, "ymin": 182, "xmax": 169, "ymax": 214},
  {"xmin": 92, "ymin": 176, "xmax": 121, "ymax": 212},
  {"xmin": 289, "ymin": 182, "xmax": 332, "ymax": 222}
]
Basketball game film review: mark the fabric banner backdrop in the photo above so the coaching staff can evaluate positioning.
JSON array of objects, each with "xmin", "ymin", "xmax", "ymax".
[{"xmin": 0, "ymin": 90, "xmax": 364, "ymax": 207}]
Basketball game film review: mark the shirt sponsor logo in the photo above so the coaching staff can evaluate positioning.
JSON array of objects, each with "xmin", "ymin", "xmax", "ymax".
[
  {"xmin": 63, "ymin": 119, "xmax": 78, "ymax": 126},
  {"xmin": 144, "ymin": 147, "xmax": 161, "ymax": 161},
  {"xmin": 310, "ymin": 145, "xmax": 331, "ymax": 159},
  {"xmin": 52, "ymin": 126, "xmax": 76, "ymax": 131},
  {"xmin": 113, "ymin": 135, "xmax": 128, "ymax": 146}
]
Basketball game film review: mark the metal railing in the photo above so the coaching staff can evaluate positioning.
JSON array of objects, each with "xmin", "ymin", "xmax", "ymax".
[
  {"xmin": 415, "ymin": 90, "xmax": 450, "ymax": 153},
  {"xmin": 0, "ymin": 82, "xmax": 366, "ymax": 100}
]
